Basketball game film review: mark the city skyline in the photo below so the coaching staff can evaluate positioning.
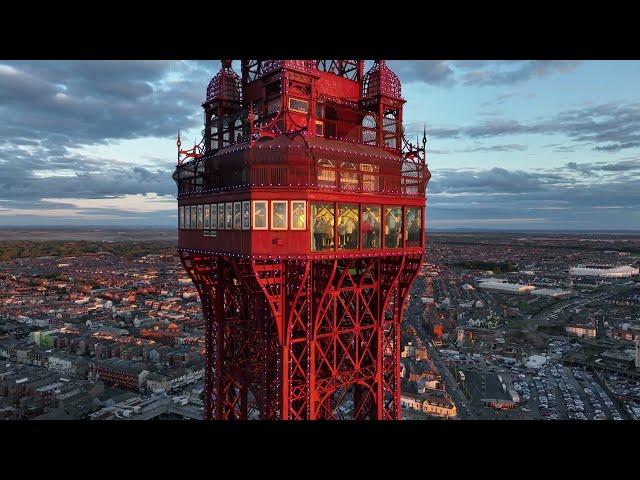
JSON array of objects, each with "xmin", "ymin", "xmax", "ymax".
[{"xmin": 1, "ymin": 60, "xmax": 639, "ymax": 230}]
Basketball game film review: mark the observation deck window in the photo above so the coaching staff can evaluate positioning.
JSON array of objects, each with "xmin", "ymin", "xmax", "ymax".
[
  {"xmin": 204, "ymin": 205, "xmax": 211, "ymax": 229},
  {"xmin": 252, "ymin": 201, "xmax": 268, "ymax": 230},
  {"xmin": 217, "ymin": 203, "xmax": 225, "ymax": 229},
  {"xmin": 405, "ymin": 207, "xmax": 422, "ymax": 247},
  {"xmin": 291, "ymin": 201, "xmax": 306, "ymax": 230},
  {"xmin": 190, "ymin": 205, "xmax": 197, "ymax": 230},
  {"xmin": 337, "ymin": 204, "xmax": 359, "ymax": 250},
  {"xmin": 242, "ymin": 201, "xmax": 250, "ymax": 230},
  {"xmin": 233, "ymin": 202, "xmax": 242, "ymax": 230},
  {"xmin": 384, "ymin": 206, "xmax": 402, "ymax": 248},
  {"xmin": 311, "ymin": 202, "xmax": 335, "ymax": 251},
  {"xmin": 225, "ymin": 203, "xmax": 233, "ymax": 229},
  {"xmin": 197, "ymin": 205, "xmax": 204, "ymax": 229},
  {"xmin": 271, "ymin": 201, "xmax": 288, "ymax": 230},
  {"xmin": 213, "ymin": 205, "xmax": 219, "ymax": 229},
  {"xmin": 179, "ymin": 206, "xmax": 185, "ymax": 229},
  {"xmin": 361, "ymin": 206, "xmax": 381, "ymax": 249}
]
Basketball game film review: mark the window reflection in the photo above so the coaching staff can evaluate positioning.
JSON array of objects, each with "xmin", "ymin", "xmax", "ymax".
[
  {"xmin": 190, "ymin": 205, "xmax": 197, "ymax": 230},
  {"xmin": 361, "ymin": 205, "xmax": 381, "ymax": 249},
  {"xmin": 225, "ymin": 203, "xmax": 233, "ymax": 229},
  {"xmin": 204, "ymin": 204, "xmax": 210, "ymax": 229},
  {"xmin": 405, "ymin": 207, "xmax": 422, "ymax": 247},
  {"xmin": 252, "ymin": 201, "xmax": 267, "ymax": 229},
  {"xmin": 384, "ymin": 206, "xmax": 402, "ymax": 248},
  {"xmin": 179, "ymin": 206, "xmax": 185, "ymax": 229},
  {"xmin": 271, "ymin": 201, "xmax": 287, "ymax": 230},
  {"xmin": 242, "ymin": 201, "xmax": 250, "ymax": 230},
  {"xmin": 311, "ymin": 202, "xmax": 334, "ymax": 251},
  {"xmin": 233, "ymin": 202, "xmax": 242, "ymax": 230},
  {"xmin": 210, "ymin": 204, "xmax": 217, "ymax": 229},
  {"xmin": 337, "ymin": 204, "xmax": 359, "ymax": 250},
  {"xmin": 217, "ymin": 203, "xmax": 225, "ymax": 229},
  {"xmin": 291, "ymin": 201, "xmax": 306, "ymax": 230},
  {"xmin": 197, "ymin": 205, "xmax": 203, "ymax": 229}
]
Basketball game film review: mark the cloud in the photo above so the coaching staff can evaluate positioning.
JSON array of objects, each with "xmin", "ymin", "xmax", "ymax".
[
  {"xmin": 427, "ymin": 101, "xmax": 640, "ymax": 152},
  {"xmin": 456, "ymin": 60, "xmax": 582, "ymax": 86},
  {"xmin": 388, "ymin": 61, "xmax": 455, "ymax": 86}
]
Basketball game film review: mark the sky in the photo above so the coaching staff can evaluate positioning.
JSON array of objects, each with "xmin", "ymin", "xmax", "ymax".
[{"xmin": 0, "ymin": 60, "xmax": 639, "ymax": 231}]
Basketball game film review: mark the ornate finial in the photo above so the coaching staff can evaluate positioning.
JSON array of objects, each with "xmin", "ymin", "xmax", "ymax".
[
  {"xmin": 177, "ymin": 129, "xmax": 181, "ymax": 148},
  {"xmin": 422, "ymin": 124, "xmax": 427, "ymax": 146},
  {"xmin": 222, "ymin": 59, "xmax": 232, "ymax": 69}
]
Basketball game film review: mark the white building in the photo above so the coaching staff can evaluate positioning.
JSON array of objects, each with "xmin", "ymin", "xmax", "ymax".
[
  {"xmin": 478, "ymin": 280, "xmax": 536, "ymax": 294},
  {"xmin": 570, "ymin": 264, "xmax": 639, "ymax": 278}
]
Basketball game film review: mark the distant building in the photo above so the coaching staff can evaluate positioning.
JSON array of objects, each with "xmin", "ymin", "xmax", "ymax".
[
  {"xmin": 570, "ymin": 264, "xmax": 639, "ymax": 278},
  {"xmin": 566, "ymin": 323, "xmax": 597, "ymax": 338},
  {"xmin": 477, "ymin": 280, "xmax": 535, "ymax": 294}
]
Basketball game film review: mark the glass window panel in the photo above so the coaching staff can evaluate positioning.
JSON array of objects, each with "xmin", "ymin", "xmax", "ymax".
[
  {"xmin": 252, "ymin": 201, "xmax": 268, "ymax": 230},
  {"xmin": 179, "ymin": 206, "xmax": 184, "ymax": 229},
  {"xmin": 384, "ymin": 206, "xmax": 402, "ymax": 248},
  {"xmin": 361, "ymin": 205, "xmax": 381, "ymax": 249},
  {"xmin": 184, "ymin": 206, "xmax": 190, "ymax": 229},
  {"xmin": 225, "ymin": 203, "xmax": 233, "ymax": 229},
  {"xmin": 311, "ymin": 202, "xmax": 335, "ymax": 251},
  {"xmin": 203, "ymin": 204, "xmax": 210, "ymax": 229},
  {"xmin": 405, "ymin": 207, "xmax": 422, "ymax": 247},
  {"xmin": 242, "ymin": 201, "xmax": 250, "ymax": 230},
  {"xmin": 290, "ymin": 201, "xmax": 306, "ymax": 230},
  {"xmin": 233, "ymin": 202, "xmax": 242, "ymax": 230},
  {"xmin": 210, "ymin": 204, "xmax": 217, "ymax": 229},
  {"xmin": 271, "ymin": 201, "xmax": 287, "ymax": 230},
  {"xmin": 197, "ymin": 205, "xmax": 204, "ymax": 229},
  {"xmin": 337, "ymin": 204, "xmax": 359, "ymax": 250},
  {"xmin": 339, "ymin": 162, "xmax": 359, "ymax": 191},
  {"xmin": 289, "ymin": 98, "xmax": 309, "ymax": 113},
  {"xmin": 217, "ymin": 203, "xmax": 225, "ymax": 229},
  {"xmin": 190, "ymin": 205, "xmax": 197, "ymax": 230}
]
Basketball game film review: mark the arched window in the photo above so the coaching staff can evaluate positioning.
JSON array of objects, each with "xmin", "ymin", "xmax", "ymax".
[
  {"xmin": 317, "ymin": 158, "xmax": 336, "ymax": 188},
  {"xmin": 339, "ymin": 162, "xmax": 358, "ymax": 191}
]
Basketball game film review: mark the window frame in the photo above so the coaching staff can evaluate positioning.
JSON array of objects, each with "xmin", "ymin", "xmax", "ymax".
[
  {"xmin": 361, "ymin": 204, "xmax": 382, "ymax": 250},
  {"xmin": 210, "ymin": 204, "xmax": 217, "ymax": 230},
  {"xmin": 197, "ymin": 204, "xmax": 203, "ymax": 229},
  {"xmin": 179, "ymin": 205, "xmax": 185, "ymax": 230},
  {"xmin": 203, "ymin": 204, "xmax": 210, "ymax": 229},
  {"xmin": 242, "ymin": 201, "xmax": 251, "ymax": 230},
  {"xmin": 233, "ymin": 202, "xmax": 242, "ymax": 230},
  {"xmin": 290, "ymin": 200, "xmax": 307, "ymax": 230},
  {"xmin": 271, "ymin": 200, "xmax": 288, "ymax": 231},
  {"xmin": 190, "ymin": 205, "xmax": 197, "ymax": 230},
  {"xmin": 252, "ymin": 200, "xmax": 268, "ymax": 230},
  {"xmin": 225, "ymin": 203, "xmax": 233, "ymax": 230},
  {"xmin": 217, "ymin": 203, "xmax": 225, "ymax": 230},
  {"xmin": 289, "ymin": 97, "xmax": 309, "ymax": 114},
  {"xmin": 383, "ymin": 205, "xmax": 403, "ymax": 249}
]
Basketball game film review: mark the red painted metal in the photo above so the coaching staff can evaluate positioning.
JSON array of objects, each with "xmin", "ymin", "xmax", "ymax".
[{"xmin": 174, "ymin": 59, "xmax": 430, "ymax": 419}]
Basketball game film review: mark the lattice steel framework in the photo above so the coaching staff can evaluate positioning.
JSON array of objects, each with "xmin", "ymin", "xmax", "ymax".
[{"xmin": 179, "ymin": 252, "xmax": 422, "ymax": 419}]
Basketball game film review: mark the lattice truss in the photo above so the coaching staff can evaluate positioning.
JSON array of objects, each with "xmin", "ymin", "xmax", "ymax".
[{"xmin": 179, "ymin": 251, "xmax": 422, "ymax": 420}]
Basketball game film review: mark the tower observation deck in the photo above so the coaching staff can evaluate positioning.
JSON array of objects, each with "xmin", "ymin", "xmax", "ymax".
[{"xmin": 173, "ymin": 59, "xmax": 431, "ymax": 419}]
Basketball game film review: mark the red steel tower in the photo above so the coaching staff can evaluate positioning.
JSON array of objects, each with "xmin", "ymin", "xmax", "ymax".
[{"xmin": 173, "ymin": 59, "xmax": 430, "ymax": 419}]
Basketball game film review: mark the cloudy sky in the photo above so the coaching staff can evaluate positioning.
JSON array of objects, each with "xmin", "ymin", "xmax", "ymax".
[{"xmin": 0, "ymin": 60, "xmax": 639, "ymax": 230}]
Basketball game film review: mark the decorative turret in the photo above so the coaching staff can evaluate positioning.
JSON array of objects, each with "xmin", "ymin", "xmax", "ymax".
[
  {"xmin": 362, "ymin": 60, "xmax": 402, "ymax": 99},
  {"xmin": 206, "ymin": 60, "xmax": 241, "ymax": 104}
]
